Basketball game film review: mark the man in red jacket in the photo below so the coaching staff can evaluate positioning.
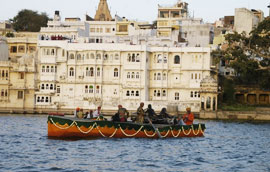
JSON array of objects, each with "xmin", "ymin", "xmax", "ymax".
[{"xmin": 182, "ymin": 107, "xmax": 194, "ymax": 125}]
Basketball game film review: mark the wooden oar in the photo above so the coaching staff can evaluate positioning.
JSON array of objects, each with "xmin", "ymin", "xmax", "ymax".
[{"xmin": 145, "ymin": 115, "xmax": 162, "ymax": 139}]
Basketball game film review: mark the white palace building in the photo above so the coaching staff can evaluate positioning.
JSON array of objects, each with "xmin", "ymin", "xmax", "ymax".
[{"xmin": 35, "ymin": 0, "xmax": 218, "ymax": 113}]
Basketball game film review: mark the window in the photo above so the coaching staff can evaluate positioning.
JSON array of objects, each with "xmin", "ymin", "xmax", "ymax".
[
  {"xmin": 157, "ymin": 54, "xmax": 162, "ymax": 63},
  {"xmin": 175, "ymin": 92, "xmax": 179, "ymax": 100},
  {"xmin": 132, "ymin": 54, "xmax": 136, "ymax": 62},
  {"xmin": 17, "ymin": 91, "xmax": 23, "ymax": 99},
  {"xmin": 46, "ymin": 84, "xmax": 49, "ymax": 90},
  {"xmin": 136, "ymin": 91, "xmax": 139, "ymax": 96},
  {"xmin": 163, "ymin": 90, "xmax": 166, "ymax": 97},
  {"xmin": 157, "ymin": 90, "xmax": 161, "ymax": 97},
  {"xmin": 57, "ymin": 86, "xmax": 60, "ymax": 93},
  {"xmin": 85, "ymin": 85, "xmax": 88, "ymax": 93},
  {"xmin": 90, "ymin": 67, "xmax": 94, "ymax": 77},
  {"xmin": 37, "ymin": 96, "xmax": 40, "ymax": 102},
  {"xmin": 1, "ymin": 89, "xmax": 4, "ymax": 96},
  {"xmin": 69, "ymin": 53, "xmax": 75, "ymax": 59},
  {"xmin": 69, "ymin": 67, "xmax": 74, "ymax": 76},
  {"xmin": 19, "ymin": 72, "xmax": 24, "ymax": 79},
  {"xmin": 51, "ymin": 66, "xmax": 54, "ymax": 73},
  {"xmin": 51, "ymin": 49, "xmax": 55, "ymax": 55},
  {"xmin": 194, "ymin": 91, "xmax": 197, "ymax": 97},
  {"xmin": 41, "ymin": 84, "xmax": 45, "ymax": 90},
  {"xmin": 190, "ymin": 91, "xmax": 193, "ymax": 98},
  {"xmin": 131, "ymin": 72, "xmax": 135, "ymax": 79},
  {"xmin": 89, "ymin": 85, "xmax": 94, "ymax": 93},
  {"xmin": 126, "ymin": 91, "xmax": 130, "ymax": 96},
  {"xmin": 127, "ymin": 72, "xmax": 130, "ymax": 79},
  {"xmin": 163, "ymin": 73, "xmax": 167, "ymax": 80},
  {"xmin": 96, "ymin": 85, "xmax": 100, "ymax": 94},
  {"xmin": 10, "ymin": 46, "xmax": 17, "ymax": 53},
  {"xmin": 97, "ymin": 54, "xmax": 101, "ymax": 59},
  {"xmin": 191, "ymin": 73, "xmax": 193, "ymax": 79},
  {"xmin": 174, "ymin": 55, "xmax": 180, "ymax": 64},
  {"xmin": 154, "ymin": 90, "xmax": 157, "ymax": 97},
  {"xmin": 18, "ymin": 46, "xmax": 25, "ymax": 53},
  {"xmin": 45, "ymin": 97, "xmax": 49, "ymax": 103},
  {"xmin": 131, "ymin": 91, "xmax": 135, "ymax": 96},
  {"xmin": 50, "ymin": 84, "xmax": 54, "ymax": 90},
  {"xmin": 97, "ymin": 67, "xmax": 101, "ymax": 77},
  {"xmin": 164, "ymin": 56, "xmax": 167, "ymax": 63},
  {"xmin": 157, "ymin": 73, "xmax": 161, "ymax": 80},
  {"xmin": 42, "ymin": 66, "xmax": 45, "ymax": 73},
  {"xmin": 5, "ymin": 90, "xmax": 8, "ymax": 97},
  {"xmin": 136, "ymin": 54, "xmax": 140, "ymax": 62},
  {"xmin": 114, "ymin": 68, "xmax": 118, "ymax": 77},
  {"xmin": 46, "ymin": 66, "xmax": 50, "ymax": 72},
  {"xmin": 77, "ymin": 54, "xmax": 81, "ymax": 60},
  {"xmin": 154, "ymin": 73, "xmax": 157, "ymax": 80},
  {"xmin": 127, "ymin": 54, "xmax": 131, "ymax": 62},
  {"xmin": 136, "ymin": 72, "xmax": 139, "ymax": 79}
]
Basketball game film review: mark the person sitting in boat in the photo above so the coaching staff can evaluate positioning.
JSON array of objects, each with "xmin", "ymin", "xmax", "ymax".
[
  {"xmin": 93, "ymin": 106, "xmax": 102, "ymax": 118},
  {"xmin": 74, "ymin": 107, "xmax": 80, "ymax": 118},
  {"xmin": 77, "ymin": 108, "xmax": 84, "ymax": 119},
  {"xmin": 136, "ymin": 102, "xmax": 145, "ymax": 123},
  {"xmin": 112, "ymin": 105, "xmax": 121, "ymax": 122},
  {"xmin": 156, "ymin": 108, "xmax": 173, "ymax": 124},
  {"xmin": 119, "ymin": 105, "xmax": 129, "ymax": 122},
  {"xmin": 182, "ymin": 107, "xmax": 194, "ymax": 125},
  {"xmin": 145, "ymin": 104, "xmax": 158, "ymax": 122}
]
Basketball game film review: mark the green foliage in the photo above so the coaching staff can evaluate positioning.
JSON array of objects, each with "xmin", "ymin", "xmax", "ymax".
[
  {"xmin": 214, "ymin": 17, "xmax": 270, "ymax": 91},
  {"xmin": 5, "ymin": 32, "xmax": 14, "ymax": 37},
  {"xmin": 220, "ymin": 77, "xmax": 235, "ymax": 104},
  {"xmin": 11, "ymin": 9, "xmax": 49, "ymax": 32}
]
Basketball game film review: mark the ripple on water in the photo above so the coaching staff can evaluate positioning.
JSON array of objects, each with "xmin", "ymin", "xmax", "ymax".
[{"xmin": 0, "ymin": 116, "xmax": 270, "ymax": 172}]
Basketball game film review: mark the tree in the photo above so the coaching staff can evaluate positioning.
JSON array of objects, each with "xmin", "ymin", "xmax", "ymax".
[
  {"xmin": 212, "ymin": 17, "xmax": 270, "ymax": 90},
  {"xmin": 10, "ymin": 9, "xmax": 49, "ymax": 32}
]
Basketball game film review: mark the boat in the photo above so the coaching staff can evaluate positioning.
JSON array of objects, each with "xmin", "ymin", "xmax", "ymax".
[
  {"xmin": 47, "ymin": 115, "xmax": 206, "ymax": 139},
  {"xmin": 48, "ymin": 112, "xmax": 65, "ymax": 116}
]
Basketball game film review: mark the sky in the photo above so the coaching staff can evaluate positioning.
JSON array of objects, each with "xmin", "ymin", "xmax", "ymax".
[{"xmin": 0, "ymin": 0, "xmax": 269, "ymax": 23}]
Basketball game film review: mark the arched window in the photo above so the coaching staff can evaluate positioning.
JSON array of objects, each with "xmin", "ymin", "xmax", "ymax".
[
  {"xmin": 162, "ymin": 90, "xmax": 166, "ymax": 97},
  {"xmin": 127, "ymin": 72, "xmax": 130, "ymax": 79},
  {"xmin": 96, "ymin": 85, "xmax": 100, "ymax": 94},
  {"xmin": 157, "ymin": 54, "xmax": 162, "ymax": 63},
  {"xmin": 89, "ymin": 85, "xmax": 94, "ymax": 93},
  {"xmin": 86, "ymin": 53, "xmax": 89, "ymax": 59},
  {"xmin": 136, "ymin": 53, "xmax": 140, "ymax": 62},
  {"xmin": 1, "ymin": 89, "xmax": 4, "ymax": 96},
  {"xmin": 157, "ymin": 90, "xmax": 161, "ymax": 97},
  {"xmin": 131, "ymin": 72, "xmax": 135, "ymax": 79},
  {"xmin": 51, "ymin": 49, "xmax": 55, "ymax": 55},
  {"xmin": 195, "ymin": 73, "xmax": 197, "ymax": 79},
  {"xmin": 42, "ymin": 66, "xmax": 45, "ymax": 73},
  {"xmin": 114, "ymin": 68, "xmax": 118, "ymax": 77},
  {"xmin": 175, "ymin": 92, "xmax": 179, "ymax": 100},
  {"xmin": 104, "ymin": 54, "xmax": 108, "ymax": 60},
  {"xmin": 132, "ymin": 54, "xmax": 136, "ymax": 62},
  {"xmin": 77, "ymin": 54, "xmax": 81, "ymax": 60},
  {"xmin": 136, "ymin": 72, "xmax": 139, "ymax": 79},
  {"xmin": 136, "ymin": 91, "xmax": 139, "ymax": 96},
  {"xmin": 163, "ymin": 56, "xmax": 167, "ymax": 63},
  {"xmin": 85, "ymin": 85, "xmax": 88, "ymax": 93},
  {"xmin": 41, "ymin": 84, "xmax": 45, "ymax": 90},
  {"xmin": 194, "ymin": 91, "xmax": 197, "ymax": 97},
  {"xmin": 207, "ymin": 97, "xmax": 211, "ymax": 109},
  {"xmin": 97, "ymin": 53, "xmax": 101, "ymax": 59},
  {"xmin": 115, "ymin": 53, "xmax": 119, "ymax": 60},
  {"xmin": 127, "ymin": 53, "xmax": 131, "ymax": 62},
  {"xmin": 163, "ymin": 73, "xmax": 167, "ymax": 80},
  {"xmin": 157, "ymin": 73, "xmax": 161, "ymax": 80},
  {"xmin": 46, "ymin": 66, "xmax": 50, "ymax": 72},
  {"xmin": 55, "ymin": 66, "xmax": 57, "ymax": 73},
  {"xmin": 126, "ymin": 90, "xmax": 130, "ymax": 96},
  {"xmin": 50, "ymin": 84, "xmax": 54, "ymax": 90},
  {"xmin": 69, "ymin": 67, "xmax": 74, "ymax": 76},
  {"xmin": 90, "ymin": 53, "xmax": 95, "ymax": 59},
  {"xmin": 5, "ymin": 90, "xmax": 8, "ymax": 97},
  {"xmin": 154, "ymin": 73, "xmax": 157, "ymax": 80},
  {"xmin": 174, "ymin": 55, "xmax": 180, "ymax": 64},
  {"xmin": 131, "ymin": 91, "xmax": 135, "ymax": 96},
  {"xmin": 190, "ymin": 91, "xmax": 193, "ymax": 98},
  {"xmin": 46, "ymin": 84, "xmax": 49, "ymax": 90},
  {"xmin": 69, "ymin": 53, "xmax": 75, "ymax": 60},
  {"xmin": 86, "ymin": 67, "xmax": 90, "ymax": 76},
  {"xmin": 37, "ymin": 96, "xmax": 40, "ymax": 102},
  {"xmin": 41, "ymin": 97, "xmax": 44, "ymax": 102},
  {"xmin": 154, "ymin": 90, "xmax": 157, "ymax": 97},
  {"xmin": 45, "ymin": 97, "xmax": 49, "ymax": 103},
  {"xmin": 96, "ymin": 67, "xmax": 101, "ymax": 77},
  {"xmin": 90, "ymin": 67, "xmax": 94, "ymax": 77},
  {"xmin": 51, "ymin": 66, "xmax": 54, "ymax": 73},
  {"xmin": 191, "ymin": 73, "xmax": 193, "ymax": 79}
]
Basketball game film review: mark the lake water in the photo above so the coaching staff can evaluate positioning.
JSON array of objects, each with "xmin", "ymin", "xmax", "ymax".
[{"xmin": 0, "ymin": 114, "xmax": 269, "ymax": 172}]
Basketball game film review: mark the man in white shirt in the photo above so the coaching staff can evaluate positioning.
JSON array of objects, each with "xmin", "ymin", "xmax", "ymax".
[{"xmin": 93, "ymin": 106, "xmax": 101, "ymax": 118}]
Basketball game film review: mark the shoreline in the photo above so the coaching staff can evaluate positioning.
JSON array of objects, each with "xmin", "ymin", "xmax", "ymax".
[{"xmin": 0, "ymin": 108, "xmax": 270, "ymax": 122}]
